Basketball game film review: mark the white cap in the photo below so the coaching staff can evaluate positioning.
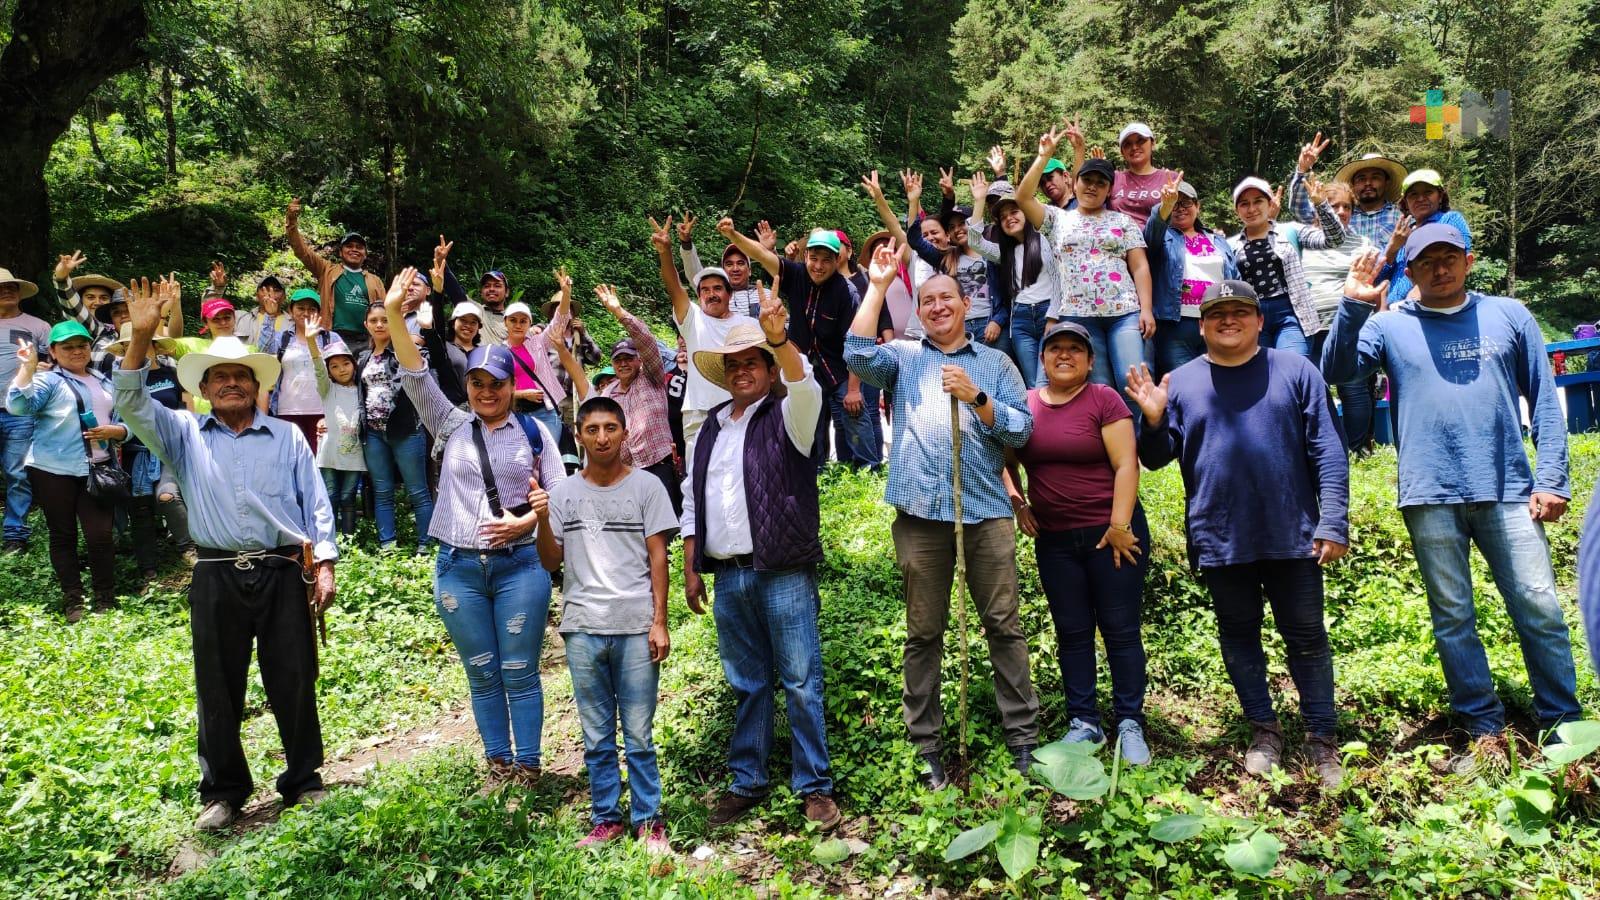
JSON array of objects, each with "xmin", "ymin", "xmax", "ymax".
[
  {"xmin": 503, "ymin": 301, "xmax": 534, "ymax": 320},
  {"xmin": 1231, "ymin": 176, "xmax": 1274, "ymax": 204},
  {"xmin": 1118, "ymin": 122, "xmax": 1154, "ymax": 144},
  {"xmin": 692, "ymin": 267, "xmax": 732, "ymax": 293},
  {"xmin": 450, "ymin": 300, "xmax": 486, "ymax": 322}
]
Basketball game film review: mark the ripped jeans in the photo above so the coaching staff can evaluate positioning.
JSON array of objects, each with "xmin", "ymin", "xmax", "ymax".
[{"xmin": 434, "ymin": 543, "xmax": 552, "ymax": 766}]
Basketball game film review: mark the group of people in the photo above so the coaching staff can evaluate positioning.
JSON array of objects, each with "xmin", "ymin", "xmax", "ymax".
[{"xmin": 0, "ymin": 116, "xmax": 1587, "ymax": 855}]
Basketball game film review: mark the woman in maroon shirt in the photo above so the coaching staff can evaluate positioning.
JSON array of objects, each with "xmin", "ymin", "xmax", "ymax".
[{"xmin": 1004, "ymin": 320, "xmax": 1151, "ymax": 764}]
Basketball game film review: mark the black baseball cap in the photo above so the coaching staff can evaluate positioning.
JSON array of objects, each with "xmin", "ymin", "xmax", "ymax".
[
  {"xmin": 338, "ymin": 232, "xmax": 367, "ymax": 247},
  {"xmin": 1198, "ymin": 279, "xmax": 1261, "ymax": 313},
  {"xmin": 1078, "ymin": 158, "xmax": 1116, "ymax": 182},
  {"xmin": 1040, "ymin": 320, "xmax": 1093, "ymax": 353}
]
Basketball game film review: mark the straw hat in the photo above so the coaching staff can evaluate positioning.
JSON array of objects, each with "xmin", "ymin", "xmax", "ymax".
[
  {"xmin": 691, "ymin": 321, "xmax": 780, "ymax": 390},
  {"xmin": 1333, "ymin": 154, "xmax": 1407, "ymax": 202},
  {"xmin": 71, "ymin": 275, "xmax": 125, "ymax": 295},
  {"xmin": 0, "ymin": 269, "xmax": 39, "ymax": 299},
  {"xmin": 105, "ymin": 322, "xmax": 178, "ymax": 358},
  {"xmin": 176, "ymin": 336, "xmax": 281, "ymax": 395}
]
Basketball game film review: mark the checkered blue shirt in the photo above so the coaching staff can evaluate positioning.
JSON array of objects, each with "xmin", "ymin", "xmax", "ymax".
[
  {"xmin": 1289, "ymin": 172, "xmax": 1400, "ymax": 246},
  {"xmin": 846, "ymin": 333, "xmax": 1032, "ymax": 523}
]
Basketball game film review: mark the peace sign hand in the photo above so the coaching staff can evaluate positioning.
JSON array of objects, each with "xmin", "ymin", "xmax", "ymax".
[
  {"xmin": 938, "ymin": 167, "xmax": 956, "ymax": 196},
  {"xmin": 1037, "ymin": 124, "xmax": 1065, "ymax": 159},
  {"xmin": 1296, "ymin": 131, "xmax": 1332, "ymax": 174},
  {"xmin": 756, "ymin": 276, "xmax": 787, "ymax": 346},
  {"xmin": 1064, "ymin": 118, "xmax": 1086, "ymax": 153},
  {"xmin": 54, "ymin": 250, "xmax": 87, "ymax": 282},
  {"xmin": 649, "ymin": 215, "xmax": 675, "ymax": 251},
  {"xmin": 860, "ymin": 170, "xmax": 885, "ymax": 199},
  {"xmin": 433, "ymin": 234, "xmax": 454, "ymax": 269},
  {"xmin": 676, "ymin": 214, "xmax": 697, "ymax": 244}
]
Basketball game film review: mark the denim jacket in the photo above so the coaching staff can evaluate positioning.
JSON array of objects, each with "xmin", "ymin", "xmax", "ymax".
[
  {"xmin": 1143, "ymin": 211, "xmax": 1240, "ymax": 322},
  {"xmin": 5, "ymin": 370, "xmax": 122, "ymax": 477}
]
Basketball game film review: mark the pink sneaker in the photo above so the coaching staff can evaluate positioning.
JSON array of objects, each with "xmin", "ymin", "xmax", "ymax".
[
  {"xmin": 576, "ymin": 821, "xmax": 628, "ymax": 848},
  {"xmin": 637, "ymin": 819, "xmax": 670, "ymax": 855}
]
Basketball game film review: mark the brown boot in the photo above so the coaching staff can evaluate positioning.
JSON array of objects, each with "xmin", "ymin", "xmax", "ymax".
[
  {"xmin": 1304, "ymin": 735, "xmax": 1345, "ymax": 789},
  {"xmin": 92, "ymin": 591, "xmax": 118, "ymax": 613},
  {"xmin": 1244, "ymin": 720, "xmax": 1284, "ymax": 775},
  {"xmin": 803, "ymin": 793, "xmax": 841, "ymax": 830},
  {"xmin": 707, "ymin": 791, "xmax": 764, "ymax": 827},
  {"xmin": 62, "ymin": 589, "xmax": 85, "ymax": 624}
]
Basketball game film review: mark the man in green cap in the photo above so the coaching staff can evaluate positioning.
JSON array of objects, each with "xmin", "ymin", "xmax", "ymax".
[
  {"xmin": 0, "ymin": 266, "xmax": 51, "ymax": 552},
  {"xmin": 285, "ymin": 197, "xmax": 384, "ymax": 355}
]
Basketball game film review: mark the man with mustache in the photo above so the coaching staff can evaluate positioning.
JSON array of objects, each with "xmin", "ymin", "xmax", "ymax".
[{"xmin": 113, "ymin": 276, "xmax": 337, "ymax": 833}]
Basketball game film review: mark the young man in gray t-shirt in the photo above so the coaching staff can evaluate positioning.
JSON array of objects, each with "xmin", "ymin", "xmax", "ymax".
[{"xmin": 536, "ymin": 396, "xmax": 676, "ymax": 852}]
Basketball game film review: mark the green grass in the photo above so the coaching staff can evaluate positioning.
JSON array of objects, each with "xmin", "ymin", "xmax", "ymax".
[{"xmin": 3, "ymin": 440, "xmax": 1600, "ymax": 897}]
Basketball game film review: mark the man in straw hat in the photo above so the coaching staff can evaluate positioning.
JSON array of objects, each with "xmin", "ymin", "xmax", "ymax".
[
  {"xmin": 0, "ymin": 265, "xmax": 51, "ymax": 553},
  {"xmin": 114, "ymin": 275, "xmax": 337, "ymax": 833},
  {"xmin": 1293, "ymin": 151, "xmax": 1407, "ymax": 248},
  {"xmin": 679, "ymin": 275, "xmax": 840, "ymax": 833},
  {"xmin": 845, "ymin": 240, "xmax": 1039, "ymax": 790}
]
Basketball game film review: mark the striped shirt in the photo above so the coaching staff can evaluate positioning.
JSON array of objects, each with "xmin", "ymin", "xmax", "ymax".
[{"xmin": 845, "ymin": 332, "xmax": 1032, "ymax": 523}]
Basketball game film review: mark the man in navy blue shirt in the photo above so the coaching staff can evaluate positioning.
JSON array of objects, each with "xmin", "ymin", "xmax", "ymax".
[{"xmin": 1128, "ymin": 279, "xmax": 1349, "ymax": 789}]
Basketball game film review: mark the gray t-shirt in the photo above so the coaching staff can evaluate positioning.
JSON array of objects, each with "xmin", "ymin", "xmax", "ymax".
[
  {"xmin": 549, "ymin": 468, "xmax": 677, "ymax": 635},
  {"xmin": 0, "ymin": 313, "xmax": 53, "ymax": 388}
]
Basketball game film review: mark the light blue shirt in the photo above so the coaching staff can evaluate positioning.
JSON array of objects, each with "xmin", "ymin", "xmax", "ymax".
[
  {"xmin": 6, "ymin": 370, "xmax": 120, "ymax": 477},
  {"xmin": 113, "ymin": 364, "xmax": 338, "ymax": 561},
  {"xmin": 846, "ymin": 332, "xmax": 1032, "ymax": 523}
]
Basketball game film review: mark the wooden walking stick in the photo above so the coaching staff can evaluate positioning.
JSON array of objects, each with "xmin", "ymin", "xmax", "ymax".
[{"xmin": 951, "ymin": 395, "xmax": 971, "ymax": 768}]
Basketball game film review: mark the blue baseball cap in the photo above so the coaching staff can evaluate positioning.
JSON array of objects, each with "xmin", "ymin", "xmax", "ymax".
[
  {"xmin": 1403, "ymin": 222, "xmax": 1468, "ymax": 264},
  {"xmin": 480, "ymin": 270, "xmax": 507, "ymax": 285},
  {"xmin": 466, "ymin": 344, "xmax": 516, "ymax": 381}
]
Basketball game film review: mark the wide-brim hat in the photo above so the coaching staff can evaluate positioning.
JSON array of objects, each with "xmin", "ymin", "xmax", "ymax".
[
  {"xmin": 176, "ymin": 336, "xmax": 281, "ymax": 395},
  {"xmin": 93, "ymin": 292, "xmax": 130, "ymax": 325},
  {"xmin": 540, "ymin": 296, "xmax": 583, "ymax": 320},
  {"xmin": 73, "ymin": 274, "xmax": 125, "ymax": 295},
  {"xmin": 1333, "ymin": 154, "xmax": 1407, "ymax": 202},
  {"xmin": 0, "ymin": 268, "xmax": 38, "ymax": 299},
  {"xmin": 105, "ymin": 322, "xmax": 177, "ymax": 358},
  {"xmin": 857, "ymin": 230, "xmax": 893, "ymax": 271},
  {"xmin": 692, "ymin": 321, "xmax": 778, "ymax": 391}
]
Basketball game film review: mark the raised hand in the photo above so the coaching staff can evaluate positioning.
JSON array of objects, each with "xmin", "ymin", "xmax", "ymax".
[
  {"xmin": 286, "ymin": 197, "xmax": 302, "ymax": 224},
  {"xmin": 1089, "ymin": 145, "xmax": 1106, "ymax": 160},
  {"xmin": 676, "ymin": 213, "xmax": 697, "ymax": 244},
  {"xmin": 1306, "ymin": 172, "xmax": 1326, "ymax": 205},
  {"xmin": 900, "ymin": 169, "xmax": 923, "ymax": 200},
  {"xmin": 715, "ymin": 216, "xmax": 736, "ymax": 239},
  {"xmin": 13, "ymin": 340, "xmax": 37, "ymax": 381},
  {"xmin": 1123, "ymin": 363, "xmax": 1170, "ymax": 425},
  {"xmin": 1387, "ymin": 215, "xmax": 1416, "ymax": 255},
  {"xmin": 1037, "ymin": 123, "xmax": 1065, "ymax": 160},
  {"xmin": 54, "ymin": 250, "xmax": 87, "ymax": 282},
  {"xmin": 756, "ymin": 276, "xmax": 787, "ymax": 345},
  {"xmin": 158, "ymin": 273, "xmax": 182, "ymax": 315},
  {"xmin": 868, "ymin": 240, "xmax": 900, "ymax": 287},
  {"xmin": 1270, "ymin": 184, "xmax": 1284, "ymax": 214},
  {"xmin": 433, "ymin": 234, "xmax": 454, "ymax": 270},
  {"xmin": 970, "ymin": 171, "xmax": 990, "ymax": 204},
  {"xmin": 1158, "ymin": 169, "xmax": 1185, "ymax": 213},
  {"xmin": 1296, "ymin": 131, "xmax": 1332, "ymax": 174},
  {"xmin": 126, "ymin": 277, "xmax": 164, "ymax": 336},
  {"xmin": 595, "ymin": 283, "xmax": 623, "ymax": 315},
  {"xmin": 430, "ymin": 254, "xmax": 447, "ymax": 293},
  {"xmin": 385, "ymin": 267, "xmax": 418, "ymax": 312},
  {"xmin": 755, "ymin": 219, "xmax": 777, "ymax": 251},
  {"xmin": 987, "ymin": 145, "xmax": 1007, "ymax": 178},
  {"xmin": 860, "ymin": 170, "xmax": 884, "ymax": 198},
  {"xmin": 209, "ymin": 260, "xmax": 227, "ymax": 291},
  {"xmin": 649, "ymin": 215, "xmax": 675, "ymax": 251},
  {"xmin": 1064, "ymin": 118, "xmax": 1086, "ymax": 154},
  {"xmin": 1342, "ymin": 247, "xmax": 1390, "ymax": 305},
  {"xmin": 554, "ymin": 265, "xmax": 572, "ymax": 298},
  {"xmin": 938, "ymin": 167, "xmax": 956, "ymax": 196}
]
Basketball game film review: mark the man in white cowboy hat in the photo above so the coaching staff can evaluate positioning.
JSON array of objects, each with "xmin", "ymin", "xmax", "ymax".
[
  {"xmin": 1292, "ymin": 152, "xmax": 1407, "ymax": 248},
  {"xmin": 0, "ymin": 266, "xmax": 51, "ymax": 553},
  {"xmin": 679, "ymin": 280, "xmax": 840, "ymax": 833},
  {"xmin": 113, "ymin": 275, "xmax": 337, "ymax": 833}
]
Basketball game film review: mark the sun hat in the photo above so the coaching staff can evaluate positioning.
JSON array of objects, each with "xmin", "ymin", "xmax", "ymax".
[
  {"xmin": 857, "ymin": 230, "xmax": 893, "ymax": 270},
  {"xmin": 465, "ymin": 344, "xmax": 516, "ymax": 381},
  {"xmin": 48, "ymin": 320, "xmax": 93, "ymax": 346},
  {"xmin": 692, "ymin": 321, "xmax": 780, "ymax": 391},
  {"xmin": 1231, "ymin": 176, "xmax": 1274, "ymax": 205},
  {"xmin": 0, "ymin": 269, "xmax": 39, "ymax": 299},
  {"xmin": 540, "ymin": 295, "xmax": 584, "ymax": 321},
  {"xmin": 450, "ymin": 300, "xmax": 486, "ymax": 322},
  {"xmin": 288, "ymin": 288, "xmax": 322, "ymax": 310},
  {"xmin": 502, "ymin": 301, "xmax": 534, "ymax": 321},
  {"xmin": 1198, "ymin": 279, "xmax": 1261, "ymax": 314},
  {"xmin": 692, "ymin": 266, "xmax": 732, "ymax": 294},
  {"xmin": 72, "ymin": 275, "xmax": 124, "ymax": 295},
  {"xmin": 1333, "ymin": 154, "xmax": 1407, "ymax": 202},
  {"xmin": 92, "ymin": 291, "xmax": 130, "ymax": 325},
  {"xmin": 1039, "ymin": 321, "xmax": 1093, "ymax": 353},
  {"xmin": 105, "ymin": 322, "xmax": 177, "ymax": 358},
  {"xmin": 176, "ymin": 336, "xmax": 281, "ymax": 395},
  {"xmin": 805, "ymin": 230, "xmax": 843, "ymax": 255},
  {"xmin": 1118, "ymin": 122, "xmax": 1154, "ymax": 144}
]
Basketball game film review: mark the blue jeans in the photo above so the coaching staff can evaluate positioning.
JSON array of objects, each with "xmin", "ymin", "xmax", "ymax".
[
  {"xmin": 1402, "ymin": 502, "xmax": 1583, "ymax": 734},
  {"xmin": 825, "ymin": 380, "xmax": 882, "ymax": 469},
  {"xmin": 565, "ymin": 632, "xmax": 661, "ymax": 826},
  {"xmin": 1010, "ymin": 302, "xmax": 1051, "ymax": 387},
  {"xmin": 434, "ymin": 544, "xmax": 552, "ymax": 765},
  {"xmin": 529, "ymin": 406, "xmax": 565, "ymax": 448},
  {"xmin": 0, "ymin": 411, "xmax": 34, "ymax": 541},
  {"xmin": 973, "ymin": 317, "xmax": 1011, "ymax": 360},
  {"xmin": 1063, "ymin": 311, "xmax": 1148, "ymax": 395},
  {"xmin": 709, "ymin": 561, "xmax": 832, "ymax": 797},
  {"xmin": 363, "ymin": 428, "xmax": 434, "ymax": 548},
  {"xmin": 1153, "ymin": 318, "xmax": 1204, "ymax": 378},
  {"xmin": 1257, "ymin": 295, "xmax": 1309, "ymax": 356},
  {"xmin": 320, "ymin": 468, "xmax": 362, "ymax": 534},
  {"xmin": 1034, "ymin": 508, "xmax": 1151, "ymax": 726},
  {"xmin": 1201, "ymin": 558, "xmax": 1336, "ymax": 736}
]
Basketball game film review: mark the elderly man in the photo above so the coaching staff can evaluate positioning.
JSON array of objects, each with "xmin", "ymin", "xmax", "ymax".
[
  {"xmin": 114, "ymin": 276, "xmax": 337, "ymax": 832},
  {"xmin": 681, "ymin": 278, "xmax": 839, "ymax": 832},
  {"xmin": 846, "ymin": 240, "xmax": 1039, "ymax": 789},
  {"xmin": 285, "ymin": 197, "xmax": 384, "ymax": 355},
  {"xmin": 0, "ymin": 267, "xmax": 51, "ymax": 553}
]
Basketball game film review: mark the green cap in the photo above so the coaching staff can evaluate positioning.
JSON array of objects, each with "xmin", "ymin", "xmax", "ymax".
[
  {"xmin": 1402, "ymin": 168, "xmax": 1444, "ymax": 192},
  {"xmin": 1042, "ymin": 159, "xmax": 1068, "ymax": 176},
  {"xmin": 288, "ymin": 288, "xmax": 322, "ymax": 309},
  {"xmin": 591, "ymin": 366, "xmax": 615, "ymax": 386},
  {"xmin": 49, "ymin": 320, "xmax": 93, "ymax": 345},
  {"xmin": 805, "ymin": 229, "xmax": 842, "ymax": 255}
]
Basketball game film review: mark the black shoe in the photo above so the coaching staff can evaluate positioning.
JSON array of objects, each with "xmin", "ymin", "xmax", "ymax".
[
  {"xmin": 921, "ymin": 752, "xmax": 949, "ymax": 790},
  {"xmin": 1011, "ymin": 745, "xmax": 1036, "ymax": 775},
  {"xmin": 1, "ymin": 539, "xmax": 25, "ymax": 555}
]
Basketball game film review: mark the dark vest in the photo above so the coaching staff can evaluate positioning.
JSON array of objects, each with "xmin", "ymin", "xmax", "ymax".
[{"xmin": 690, "ymin": 391, "xmax": 822, "ymax": 574}]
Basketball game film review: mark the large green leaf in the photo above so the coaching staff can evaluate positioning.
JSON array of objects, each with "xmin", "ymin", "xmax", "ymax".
[
  {"xmin": 1149, "ymin": 813, "xmax": 1206, "ymax": 843},
  {"xmin": 995, "ymin": 812, "xmax": 1041, "ymax": 881},
  {"xmin": 1222, "ymin": 831, "xmax": 1283, "ymax": 877},
  {"xmin": 944, "ymin": 820, "xmax": 1001, "ymax": 862},
  {"xmin": 1033, "ymin": 738, "xmax": 1099, "ymax": 769},
  {"xmin": 1496, "ymin": 797, "xmax": 1553, "ymax": 847},
  {"xmin": 1545, "ymin": 720, "xmax": 1600, "ymax": 766},
  {"xmin": 1033, "ymin": 751, "xmax": 1111, "ymax": 800},
  {"xmin": 812, "ymin": 838, "xmax": 851, "ymax": 866}
]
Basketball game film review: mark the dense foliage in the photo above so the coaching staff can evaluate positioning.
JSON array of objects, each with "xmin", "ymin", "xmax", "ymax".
[{"xmin": 2, "ymin": 443, "xmax": 1599, "ymax": 896}]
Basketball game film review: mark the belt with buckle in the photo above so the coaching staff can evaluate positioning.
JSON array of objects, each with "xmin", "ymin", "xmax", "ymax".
[
  {"xmin": 195, "ymin": 545, "xmax": 302, "ymax": 570},
  {"xmin": 710, "ymin": 553, "xmax": 755, "ymax": 570}
]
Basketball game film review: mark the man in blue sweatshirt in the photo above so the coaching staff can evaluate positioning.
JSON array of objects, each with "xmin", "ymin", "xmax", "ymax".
[
  {"xmin": 1127, "ymin": 279, "xmax": 1349, "ymax": 789},
  {"xmin": 1323, "ymin": 223, "xmax": 1580, "ymax": 774}
]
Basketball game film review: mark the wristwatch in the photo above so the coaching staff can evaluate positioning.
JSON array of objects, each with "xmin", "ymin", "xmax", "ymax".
[{"xmin": 971, "ymin": 391, "xmax": 989, "ymax": 409}]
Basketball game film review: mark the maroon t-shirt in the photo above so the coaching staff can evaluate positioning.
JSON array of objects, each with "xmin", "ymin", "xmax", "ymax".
[
  {"xmin": 1015, "ymin": 383, "xmax": 1133, "ymax": 531},
  {"xmin": 1111, "ymin": 168, "xmax": 1175, "ymax": 228}
]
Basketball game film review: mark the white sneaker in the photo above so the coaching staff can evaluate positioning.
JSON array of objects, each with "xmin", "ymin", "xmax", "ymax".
[{"xmin": 195, "ymin": 800, "xmax": 237, "ymax": 832}]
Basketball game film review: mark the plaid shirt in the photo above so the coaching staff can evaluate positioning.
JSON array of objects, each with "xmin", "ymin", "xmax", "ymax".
[
  {"xmin": 1289, "ymin": 172, "xmax": 1400, "ymax": 246},
  {"xmin": 846, "ymin": 332, "xmax": 1031, "ymax": 523},
  {"xmin": 601, "ymin": 309, "xmax": 675, "ymax": 468},
  {"xmin": 53, "ymin": 277, "xmax": 118, "ymax": 374}
]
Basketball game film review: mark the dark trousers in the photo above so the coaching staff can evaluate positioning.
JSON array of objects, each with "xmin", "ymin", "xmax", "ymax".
[
  {"xmin": 642, "ymin": 456, "xmax": 683, "ymax": 518},
  {"xmin": 190, "ymin": 552, "xmax": 324, "ymax": 806},
  {"xmin": 1201, "ymin": 557, "xmax": 1336, "ymax": 736},
  {"xmin": 28, "ymin": 467, "xmax": 115, "ymax": 597},
  {"xmin": 1034, "ymin": 508, "xmax": 1151, "ymax": 726}
]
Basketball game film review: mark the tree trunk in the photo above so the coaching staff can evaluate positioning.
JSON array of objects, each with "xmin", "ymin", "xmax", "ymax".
[
  {"xmin": 383, "ymin": 132, "xmax": 399, "ymax": 280},
  {"xmin": 85, "ymin": 101, "xmax": 106, "ymax": 173},
  {"xmin": 0, "ymin": 0, "xmax": 148, "ymax": 284},
  {"xmin": 729, "ymin": 92, "xmax": 763, "ymax": 214},
  {"xmin": 160, "ymin": 66, "xmax": 177, "ymax": 176},
  {"xmin": 1506, "ymin": 92, "xmax": 1518, "ymax": 297}
]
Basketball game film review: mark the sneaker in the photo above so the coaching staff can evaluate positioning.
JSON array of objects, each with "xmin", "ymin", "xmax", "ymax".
[
  {"xmin": 576, "ymin": 821, "xmax": 627, "ymax": 848},
  {"xmin": 1449, "ymin": 732, "xmax": 1509, "ymax": 777},
  {"xmin": 62, "ymin": 590, "xmax": 85, "ymax": 624},
  {"xmin": 1063, "ymin": 718, "xmax": 1106, "ymax": 745},
  {"xmin": 1117, "ymin": 719, "xmax": 1151, "ymax": 766},
  {"xmin": 1011, "ymin": 745, "xmax": 1036, "ymax": 775},
  {"xmin": 637, "ymin": 820, "xmax": 671, "ymax": 855},
  {"xmin": 1244, "ymin": 721, "xmax": 1284, "ymax": 775},
  {"xmin": 378, "ymin": 541, "xmax": 398, "ymax": 554},
  {"xmin": 803, "ymin": 793, "xmax": 841, "ymax": 831},
  {"xmin": 921, "ymin": 752, "xmax": 949, "ymax": 791},
  {"xmin": 290, "ymin": 788, "xmax": 329, "ymax": 808},
  {"xmin": 707, "ymin": 790, "xmax": 764, "ymax": 827},
  {"xmin": 1305, "ymin": 735, "xmax": 1344, "ymax": 789},
  {"xmin": 195, "ymin": 800, "xmax": 237, "ymax": 832},
  {"xmin": 1, "ymin": 539, "xmax": 25, "ymax": 555}
]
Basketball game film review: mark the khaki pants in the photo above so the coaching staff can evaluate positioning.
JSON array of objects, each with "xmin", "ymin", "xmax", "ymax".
[{"xmin": 892, "ymin": 512, "xmax": 1039, "ymax": 754}]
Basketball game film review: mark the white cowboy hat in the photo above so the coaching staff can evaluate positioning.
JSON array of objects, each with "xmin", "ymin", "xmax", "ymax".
[
  {"xmin": 0, "ymin": 268, "xmax": 39, "ymax": 299},
  {"xmin": 1333, "ymin": 154, "xmax": 1407, "ymax": 202},
  {"xmin": 176, "ymin": 336, "xmax": 281, "ymax": 395},
  {"xmin": 691, "ymin": 321, "xmax": 780, "ymax": 391},
  {"xmin": 105, "ymin": 322, "xmax": 178, "ymax": 358}
]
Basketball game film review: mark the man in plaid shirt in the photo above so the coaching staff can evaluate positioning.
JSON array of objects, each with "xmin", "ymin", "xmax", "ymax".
[{"xmin": 1290, "ymin": 150, "xmax": 1406, "ymax": 247}]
